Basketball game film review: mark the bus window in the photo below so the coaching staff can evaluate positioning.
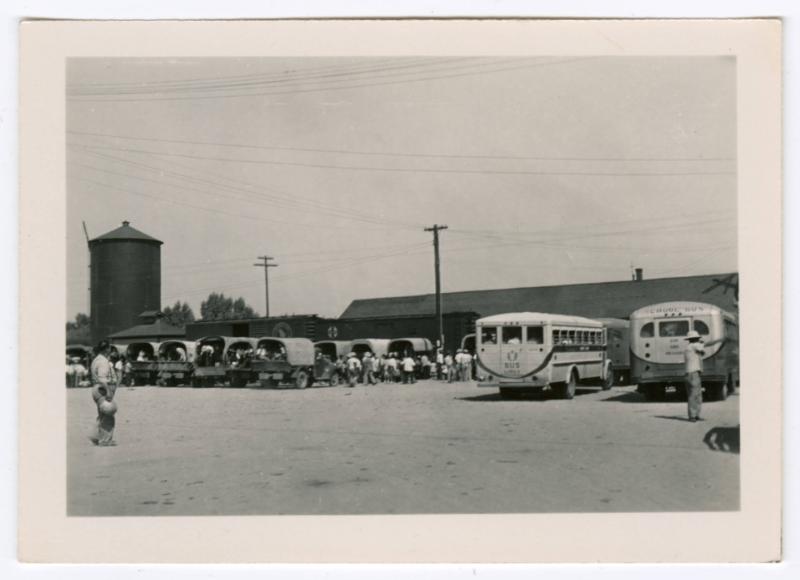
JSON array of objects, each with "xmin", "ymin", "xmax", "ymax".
[
  {"xmin": 659, "ymin": 320, "xmax": 689, "ymax": 337},
  {"xmin": 565, "ymin": 330, "xmax": 576, "ymax": 345},
  {"xmin": 481, "ymin": 327, "xmax": 498, "ymax": 345},
  {"xmin": 553, "ymin": 330, "xmax": 561, "ymax": 345},
  {"xmin": 640, "ymin": 322, "xmax": 654, "ymax": 338},
  {"xmin": 526, "ymin": 326, "xmax": 543, "ymax": 344},
  {"xmin": 693, "ymin": 320, "xmax": 710, "ymax": 335},
  {"xmin": 503, "ymin": 327, "xmax": 522, "ymax": 344}
]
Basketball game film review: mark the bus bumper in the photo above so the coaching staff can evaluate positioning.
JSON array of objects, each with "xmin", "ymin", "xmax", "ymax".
[{"xmin": 477, "ymin": 381, "xmax": 547, "ymax": 390}]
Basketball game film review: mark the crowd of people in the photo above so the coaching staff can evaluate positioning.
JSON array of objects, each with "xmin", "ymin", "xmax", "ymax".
[{"xmin": 332, "ymin": 349, "xmax": 478, "ymax": 387}]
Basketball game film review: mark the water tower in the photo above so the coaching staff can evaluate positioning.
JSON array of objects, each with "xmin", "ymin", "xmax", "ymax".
[{"xmin": 89, "ymin": 221, "xmax": 162, "ymax": 342}]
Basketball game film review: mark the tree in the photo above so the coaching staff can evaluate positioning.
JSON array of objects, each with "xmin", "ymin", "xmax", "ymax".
[
  {"xmin": 66, "ymin": 313, "xmax": 92, "ymax": 344},
  {"xmin": 162, "ymin": 300, "xmax": 196, "ymax": 326},
  {"xmin": 200, "ymin": 292, "xmax": 259, "ymax": 321}
]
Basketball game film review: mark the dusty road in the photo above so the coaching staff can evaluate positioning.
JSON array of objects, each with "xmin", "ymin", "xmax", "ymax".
[{"xmin": 68, "ymin": 381, "xmax": 739, "ymax": 516}]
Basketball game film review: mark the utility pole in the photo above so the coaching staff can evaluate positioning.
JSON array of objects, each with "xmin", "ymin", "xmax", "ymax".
[
  {"xmin": 424, "ymin": 224, "xmax": 448, "ymax": 353},
  {"xmin": 253, "ymin": 256, "xmax": 278, "ymax": 318}
]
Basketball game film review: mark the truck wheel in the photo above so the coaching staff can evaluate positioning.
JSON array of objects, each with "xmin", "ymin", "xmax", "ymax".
[
  {"xmin": 230, "ymin": 374, "xmax": 246, "ymax": 388},
  {"xmin": 295, "ymin": 370, "xmax": 309, "ymax": 389},
  {"xmin": 329, "ymin": 373, "xmax": 340, "ymax": 387}
]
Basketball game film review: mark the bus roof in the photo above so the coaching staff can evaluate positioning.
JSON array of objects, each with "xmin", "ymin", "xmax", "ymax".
[
  {"xmin": 594, "ymin": 317, "xmax": 631, "ymax": 329},
  {"xmin": 629, "ymin": 301, "xmax": 732, "ymax": 319},
  {"xmin": 477, "ymin": 312, "xmax": 603, "ymax": 327}
]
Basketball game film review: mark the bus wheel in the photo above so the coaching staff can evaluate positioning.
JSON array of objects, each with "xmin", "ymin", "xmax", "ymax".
[
  {"xmin": 295, "ymin": 370, "xmax": 309, "ymax": 389},
  {"xmin": 714, "ymin": 380, "xmax": 728, "ymax": 402},
  {"xmin": 602, "ymin": 368, "xmax": 614, "ymax": 391},
  {"xmin": 560, "ymin": 371, "xmax": 577, "ymax": 400}
]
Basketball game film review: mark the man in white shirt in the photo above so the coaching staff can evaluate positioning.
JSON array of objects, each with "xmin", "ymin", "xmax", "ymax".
[
  {"xmin": 683, "ymin": 330, "xmax": 723, "ymax": 422},
  {"xmin": 401, "ymin": 354, "xmax": 415, "ymax": 384},
  {"xmin": 460, "ymin": 351, "xmax": 473, "ymax": 381},
  {"xmin": 346, "ymin": 353, "xmax": 362, "ymax": 388},
  {"xmin": 89, "ymin": 341, "xmax": 116, "ymax": 446}
]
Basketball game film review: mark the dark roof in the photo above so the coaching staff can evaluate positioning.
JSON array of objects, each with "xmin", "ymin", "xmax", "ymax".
[
  {"xmin": 90, "ymin": 221, "xmax": 162, "ymax": 244},
  {"xmin": 340, "ymin": 273, "xmax": 739, "ymax": 321},
  {"xmin": 108, "ymin": 318, "xmax": 185, "ymax": 340},
  {"xmin": 189, "ymin": 314, "xmax": 322, "ymax": 325}
]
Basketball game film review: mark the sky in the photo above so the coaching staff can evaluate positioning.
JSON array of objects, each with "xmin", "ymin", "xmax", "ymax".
[{"xmin": 66, "ymin": 56, "xmax": 737, "ymax": 321}]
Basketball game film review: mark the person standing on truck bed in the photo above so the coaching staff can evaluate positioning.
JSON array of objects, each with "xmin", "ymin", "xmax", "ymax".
[{"xmin": 684, "ymin": 330, "xmax": 724, "ymax": 422}]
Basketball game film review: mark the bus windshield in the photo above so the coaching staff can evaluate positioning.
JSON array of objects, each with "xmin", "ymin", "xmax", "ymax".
[
  {"xmin": 502, "ymin": 327, "xmax": 522, "ymax": 344},
  {"xmin": 659, "ymin": 320, "xmax": 689, "ymax": 337},
  {"xmin": 526, "ymin": 326, "xmax": 543, "ymax": 344},
  {"xmin": 481, "ymin": 327, "xmax": 498, "ymax": 345}
]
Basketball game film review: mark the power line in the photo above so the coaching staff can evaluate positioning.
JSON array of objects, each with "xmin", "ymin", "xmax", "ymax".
[
  {"xmin": 68, "ymin": 57, "xmax": 478, "ymax": 96},
  {"xmin": 70, "ymin": 144, "xmax": 425, "ymax": 229},
  {"xmin": 67, "ymin": 57, "xmax": 593, "ymax": 102},
  {"xmin": 69, "ymin": 148, "xmax": 423, "ymax": 230},
  {"xmin": 69, "ymin": 143, "xmax": 736, "ymax": 177},
  {"xmin": 67, "ymin": 129, "xmax": 735, "ymax": 163},
  {"xmin": 67, "ymin": 57, "xmax": 444, "ymax": 91},
  {"xmin": 69, "ymin": 174, "xmax": 400, "ymax": 233}
]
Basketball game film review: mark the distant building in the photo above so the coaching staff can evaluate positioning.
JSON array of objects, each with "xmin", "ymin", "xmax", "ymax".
[
  {"xmin": 182, "ymin": 272, "xmax": 738, "ymax": 351},
  {"xmin": 185, "ymin": 315, "xmax": 325, "ymax": 341},
  {"xmin": 108, "ymin": 311, "xmax": 185, "ymax": 345},
  {"xmin": 89, "ymin": 221, "xmax": 162, "ymax": 342},
  {"xmin": 340, "ymin": 272, "xmax": 739, "ymax": 322}
]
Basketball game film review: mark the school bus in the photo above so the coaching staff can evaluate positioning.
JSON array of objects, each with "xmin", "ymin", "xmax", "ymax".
[
  {"xmin": 476, "ymin": 312, "xmax": 613, "ymax": 399},
  {"xmin": 630, "ymin": 301, "xmax": 739, "ymax": 401}
]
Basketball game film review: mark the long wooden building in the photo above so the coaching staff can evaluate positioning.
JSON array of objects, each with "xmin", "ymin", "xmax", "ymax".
[{"xmin": 182, "ymin": 272, "xmax": 738, "ymax": 350}]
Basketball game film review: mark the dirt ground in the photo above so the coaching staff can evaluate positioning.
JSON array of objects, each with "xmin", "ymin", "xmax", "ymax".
[{"xmin": 67, "ymin": 380, "xmax": 740, "ymax": 516}]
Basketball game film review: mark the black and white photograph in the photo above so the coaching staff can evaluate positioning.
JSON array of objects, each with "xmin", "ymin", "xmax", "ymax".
[
  {"xmin": 65, "ymin": 53, "xmax": 741, "ymax": 516},
  {"xmin": 15, "ymin": 18, "xmax": 783, "ymax": 564}
]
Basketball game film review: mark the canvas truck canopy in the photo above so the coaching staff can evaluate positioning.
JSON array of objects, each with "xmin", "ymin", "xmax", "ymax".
[
  {"xmin": 387, "ymin": 338, "xmax": 433, "ymax": 356},
  {"xmin": 314, "ymin": 340, "xmax": 353, "ymax": 360},
  {"xmin": 256, "ymin": 337, "xmax": 315, "ymax": 367},
  {"xmin": 350, "ymin": 338, "xmax": 391, "ymax": 358},
  {"xmin": 158, "ymin": 340, "xmax": 197, "ymax": 362}
]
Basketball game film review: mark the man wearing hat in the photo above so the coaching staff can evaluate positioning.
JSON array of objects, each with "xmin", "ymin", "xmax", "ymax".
[
  {"xmin": 346, "ymin": 352, "xmax": 362, "ymax": 388},
  {"xmin": 89, "ymin": 340, "xmax": 117, "ymax": 445},
  {"xmin": 683, "ymin": 330, "xmax": 723, "ymax": 422}
]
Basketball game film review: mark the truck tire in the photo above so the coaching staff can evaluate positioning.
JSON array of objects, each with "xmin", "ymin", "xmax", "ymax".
[{"xmin": 295, "ymin": 370, "xmax": 309, "ymax": 389}]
